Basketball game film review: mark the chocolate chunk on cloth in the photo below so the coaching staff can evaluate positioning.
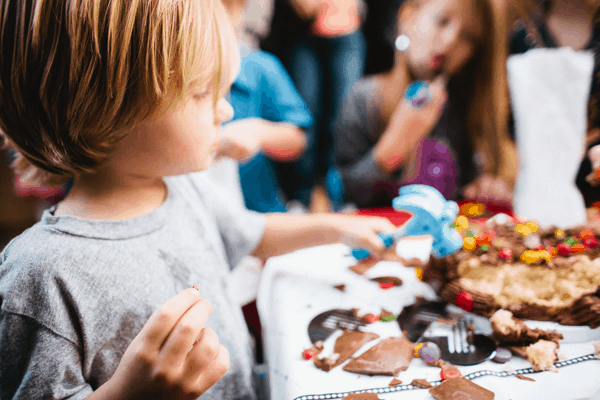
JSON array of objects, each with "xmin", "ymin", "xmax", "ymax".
[
  {"xmin": 341, "ymin": 393, "xmax": 381, "ymax": 400},
  {"xmin": 429, "ymin": 377, "xmax": 494, "ymax": 400},
  {"xmin": 333, "ymin": 284, "xmax": 346, "ymax": 292},
  {"xmin": 343, "ymin": 337, "xmax": 414, "ymax": 376},
  {"xmin": 515, "ymin": 374, "xmax": 535, "ymax": 381},
  {"xmin": 380, "ymin": 309, "xmax": 394, "ymax": 320},
  {"xmin": 313, "ymin": 330, "xmax": 380, "ymax": 372},
  {"xmin": 349, "ymin": 258, "xmax": 379, "ymax": 275},
  {"xmin": 389, "ymin": 378, "xmax": 403, "ymax": 387},
  {"xmin": 411, "ymin": 379, "xmax": 433, "ymax": 389}
]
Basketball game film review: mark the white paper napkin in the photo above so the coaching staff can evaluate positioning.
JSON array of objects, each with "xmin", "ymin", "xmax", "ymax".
[{"xmin": 508, "ymin": 47, "xmax": 594, "ymax": 229}]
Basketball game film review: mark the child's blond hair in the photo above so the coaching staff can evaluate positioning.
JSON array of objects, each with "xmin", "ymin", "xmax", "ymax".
[{"xmin": 0, "ymin": 0, "xmax": 236, "ymax": 186}]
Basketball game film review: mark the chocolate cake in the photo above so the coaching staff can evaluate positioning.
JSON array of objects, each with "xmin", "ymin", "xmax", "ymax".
[
  {"xmin": 342, "ymin": 337, "xmax": 414, "ymax": 376},
  {"xmin": 313, "ymin": 330, "xmax": 380, "ymax": 372},
  {"xmin": 426, "ymin": 216, "xmax": 600, "ymax": 327}
]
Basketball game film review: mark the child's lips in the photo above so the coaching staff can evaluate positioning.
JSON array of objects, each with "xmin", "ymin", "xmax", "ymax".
[{"xmin": 431, "ymin": 55, "xmax": 446, "ymax": 69}]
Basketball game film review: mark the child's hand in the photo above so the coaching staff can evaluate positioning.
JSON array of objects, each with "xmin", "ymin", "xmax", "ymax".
[
  {"xmin": 463, "ymin": 174, "xmax": 513, "ymax": 206},
  {"xmin": 329, "ymin": 215, "xmax": 398, "ymax": 257},
  {"xmin": 586, "ymin": 144, "xmax": 600, "ymax": 186},
  {"xmin": 394, "ymin": 75, "xmax": 448, "ymax": 146},
  {"xmin": 216, "ymin": 119, "xmax": 264, "ymax": 162},
  {"xmin": 106, "ymin": 288, "xmax": 229, "ymax": 400}
]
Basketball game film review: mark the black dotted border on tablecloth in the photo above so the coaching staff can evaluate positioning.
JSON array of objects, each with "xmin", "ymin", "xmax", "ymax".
[{"xmin": 293, "ymin": 354, "xmax": 599, "ymax": 400}]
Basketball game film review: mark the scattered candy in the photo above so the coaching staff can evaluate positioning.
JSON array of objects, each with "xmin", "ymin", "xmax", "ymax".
[
  {"xmin": 456, "ymin": 291, "xmax": 474, "ymax": 312},
  {"xmin": 476, "ymin": 231, "xmax": 495, "ymax": 246},
  {"xmin": 571, "ymin": 243, "xmax": 585, "ymax": 254},
  {"xmin": 492, "ymin": 347, "xmax": 512, "ymax": 363},
  {"xmin": 499, "ymin": 248, "xmax": 513, "ymax": 261},
  {"xmin": 415, "ymin": 268, "xmax": 424, "ymax": 281},
  {"xmin": 381, "ymin": 315, "xmax": 397, "ymax": 322},
  {"xmin": 525, "ymin": 221, "xmax": 538, "ymax": 233},
  {"xmin": 565, "ymin": 237, "xmax": 577, "ymax": 245},
  {"xmin": 479, "ymin": 244, "xmax": 489, "ymax": 252},
  {"xmin": 414, "ymin": 342, "xmax": 425, "ymax": 358},
  {"xmin": 584, "ymin": 237, "xmax": 598, "ymax": 249},
  {"xmin": 363, "ymin": 313, "xmax": 379, "ymax": 324},
  {"xmin": 455, "ymin": 215, "xmax": 469, "ymax": 231},
  {"xmin": 557, "ymin": 243, "xmax": 572, "ymax": 256},
  {"xmin": 440, "ymin": 363, "xmax": 463, "ymax": 380},
  {"xmin": 555, "ymin": 229, "xmax": 565, "ymax": 239},
  {"xmin": 515, "ymin": 224, "xmax": 531, "ymax": 236},
  {"xmin": 461, "ymin": 203, "xmax": 484, "ymax": 217},
  {"xmin": 534, "ymin": 244, "xmax": 545, "ymax": 251},
  {"xmin": 546, "ymin": 246, "xmax": 557, "ymax": 257},
  {"xmin": 539, "ymin": 250, "xmax": 552, "ymax": 263},
  {"xmin": 463, "ymin": 237, "xmax": 477, "ymax": 251},
  {"xmin": 302, "ymin": 349, "xmax": 316, "ymax": 360},
  {"xmin": 379, "ymin": 282, "xmax": 394, "ymax": 289},
  {"xmin": 579, "ymin": 229, "xmax": 595, "ymax": 240},
  {"xmin": 419, "ymin": 342, "xmax": 442, "ymax": 366},
  {"xmin": 520, "ymin": 250, "xmax": 539, "ymax": 264}
]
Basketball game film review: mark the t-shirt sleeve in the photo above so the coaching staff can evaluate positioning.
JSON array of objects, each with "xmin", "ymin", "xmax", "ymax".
[
  {"xmin": 195, "ymin": 173, "xmax": 266, "ymax": 268},
  {"xmin": 0, "ymin": 311, "xmax": 92, "ymax": 400},
  {"xmin": 334, "ymin": 83, "xmax": 396, "ymax": 207},
  {"xmin": 258, "ymin": 52, "xmax": 314, "ymax": 128}
]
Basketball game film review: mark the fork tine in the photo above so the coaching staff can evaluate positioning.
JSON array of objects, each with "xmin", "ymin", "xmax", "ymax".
[{"xmin": 454, "ymin": 322, "xmax": 462, "ymax": 354}]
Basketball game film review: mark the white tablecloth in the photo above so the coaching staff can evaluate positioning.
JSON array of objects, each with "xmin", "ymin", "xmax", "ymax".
[{"xmin": 256, "ymin": 240, "xmax": 600, "ymax": 400}]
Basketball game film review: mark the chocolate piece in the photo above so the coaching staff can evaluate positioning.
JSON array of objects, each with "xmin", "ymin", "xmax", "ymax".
[
  {"xmin": 429, "ymin": 377, "xmax": 495, "ymax": 400},
  {"xmin": 380, "ymin": 309, "xmax": 394, "ymax": 319},
  {"xmin": 349, "ymin": 258, "xmax": 378, "ymax": 275},
  {"xmin": 399, "ymin": 256, "xmax": 425, "ymax": 267},
  {"xmin": 491, "ymin": 310, "xmax": 563, "ymax": 345},
  {"xmin": 313, "ymin": 330, "xmax": 379, "ymax": 372},
  {"xmin": 389, "ymin": 378, "xmax": 403, "ymax": 387},
  {"xmin": 411, "ymin": 378, "xmax": 433, "ymax": 389},
  {"xmin": 333, "ymin": 284, "xmax": 346, "ymax": 292},
  {"xmin": 343, "ymin": 337, "xmax": 414, "ymax": 376},
  {"xmin": 508, "ymin": 346, "xmax": 529, "ymax": 358},
  {"xmin": 341, "ymin": 393, "xmax": 381, "ymax": 400},
  {"xmin": 313, "ymin": 353, "xmax": 340, "ymax": 371},
  {"xmin": 515, "ymin": 374, "xmax": 535, "ymax": 382},
  {"xmin": 370, "ymin": 276, "xmax": 403, "ymax": 287}
]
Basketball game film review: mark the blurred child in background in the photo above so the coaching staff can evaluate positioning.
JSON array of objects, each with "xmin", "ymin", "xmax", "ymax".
[{"xmin": 334, "ymin": 0, "xmax": 516, "ymax": 208}]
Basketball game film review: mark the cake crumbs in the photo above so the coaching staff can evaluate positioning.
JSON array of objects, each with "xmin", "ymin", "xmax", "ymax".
[
  {"xmin": 333, "ymin": 284, "xmax": 346, "ymax": 292},
  {"xmin": 389, "ymin": 378, "xmax": 403, "ymax": 387}
]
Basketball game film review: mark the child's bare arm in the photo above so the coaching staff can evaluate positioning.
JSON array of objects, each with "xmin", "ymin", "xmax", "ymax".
[
  {"xmin": 216, "ymin": 118, "xmax": 307, "ymax": 162},
  {"xmin": 251, "ymin": 213, "xmax": 397, "ymax": 259},
  {"xmin": 86, "ymin": 288, "xmax": 228, "ymax": 400}
]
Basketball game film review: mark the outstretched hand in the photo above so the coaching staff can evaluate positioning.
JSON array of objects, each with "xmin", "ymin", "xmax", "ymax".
[{"xmin": 330, "ymin": 214, "xmax": 398, "ymax": 258}]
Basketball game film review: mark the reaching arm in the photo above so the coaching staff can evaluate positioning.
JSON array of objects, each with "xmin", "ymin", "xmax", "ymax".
[{"xmin": 251, "ymin": 213, "xmax": 397, "ymax": 259}]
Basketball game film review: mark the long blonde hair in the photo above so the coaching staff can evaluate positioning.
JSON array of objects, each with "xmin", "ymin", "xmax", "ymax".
[{"xmin": 0, "ymin": 0, "xmax": 236, "ymax": 186}]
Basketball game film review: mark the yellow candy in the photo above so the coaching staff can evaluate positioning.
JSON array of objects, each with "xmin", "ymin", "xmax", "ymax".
[
  {"xmin": 463, "ymin": 237, "xmax": 477, "ymax": 251},
  {"xmin": 415, "ymin": 268, "xmax": 424, "ymax": 281},
  {"xmin": 455, "ymin": 215, "xmax": 469, "ymax": 231},
  {"xmin": 525, "ymin": 222, "xmax": 538, "ymax": 233},
  {"xmin": 520, "ymin": 250, "xmax": 540, "ymax": 264},
  {"xmin": 414, "ymin": 342, "xmax": 425, "ymax": 358},
  {"xmin": 555, "ymin": 229, "xmax": 565, "ymax": 238},
  {"xmin": 539, "ymin": 250, "xmax": 552, "ymax": 263},
  {"xmin": 516, "ymin": 224, "xmax": 531, "ymax": 236}
]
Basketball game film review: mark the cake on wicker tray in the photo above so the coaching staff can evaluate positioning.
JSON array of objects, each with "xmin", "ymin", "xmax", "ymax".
[{"xmin": 425, "ymin": 214, "xmax": 600, "ymax": 328}]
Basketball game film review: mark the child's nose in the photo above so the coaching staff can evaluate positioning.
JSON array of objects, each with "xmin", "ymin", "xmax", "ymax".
[{"xmin": 218, "ymin": 98, "xmax": 234, "ymax": 124}]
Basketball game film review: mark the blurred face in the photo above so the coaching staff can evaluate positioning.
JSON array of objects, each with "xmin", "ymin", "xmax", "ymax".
[
  {"xmin": 111, "ymin": 48, "xmax": 239, "ymax": 178},
  {"xmin": 399, "ymin": 0, "xmax": 484, "ymax": 79}
]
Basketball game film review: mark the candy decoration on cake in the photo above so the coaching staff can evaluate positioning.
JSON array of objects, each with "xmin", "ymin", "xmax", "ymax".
[
  {"xmin": 492, "ymin": 348, "xmax": 512, "ymax": 364},
  {"xmin": 418, "ymin": 342, "xmax": 442, "ymax": 366},
  {"xmin": 456, "ymin": 291, "xmax": 474, "ymax": 312},
  {"xmin": 463, "ymin": 237, "xmax": 476, "ymax": 251}
]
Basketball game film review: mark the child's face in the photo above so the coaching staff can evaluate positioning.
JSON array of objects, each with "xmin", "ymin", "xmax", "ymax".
[
  {"xmin": 400, "ymin": 0, "xmax": 484, "ymax": 80},
  {"xmin": 111, "ymin": 49, "xmax": 240, "ymax": 179}
]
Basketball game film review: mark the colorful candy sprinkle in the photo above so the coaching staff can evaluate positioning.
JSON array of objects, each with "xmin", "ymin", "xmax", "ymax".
[
  {"xmin": 456, "ymin": 291, "xmax": 474, "ymax": 312},
  {"xmin": 525, "ymin": 221, "xmax": 538, "ymax": 233},
  {"xmin": 555, "ymin": 229, "xmax": 565, "ymax": 239},
  {"xmin": 414, "ymin": 342, "xmax": 425, "ymax": 358},
  {"xmin": 499, "ymin": 248, "xmax": 513, "ymax": 260},
  {"xmin": 571, "ymin": 243, "xmax": 585, "ymax": 254},
  {"xmin": 579, "ymin": 229, "xmax": 595, "ymax": 240},
  {"xmin": 463, "ymin": 237, "xmax": 477, "ymax": 251},
  {"xmin": 516, "ymin": 224, "xmax": 531, "ymax": 236},
  {"xmin": 363, "ymin": 313, "xmax": 379, "ymax": 324},
  {"xmin": 302, "ymin": 349, "xmax": 316, "ymax": 360},
  {"xmin": 419, "ymin": 342, "xmax": 442, "ymax": 366},
  {"xmin": 479, "ymin": 244, "xmax": 489, "ymax": 252},
  {"xmin": 415, "ymin": 268, "xmax": 424, "ymax": 281},
  {"xmin": 379, "ymin": 282, "xmax": 394, "ymax": 290},
  {"xmin": 557, "ymin": 243, "xmax": 571, "ymax": 256},
  {"xmin": 584, "ymin": 237, "xmax": 598, "ymax": 249},
  {"xmin": 455, "ymin": 215, "xmax": 469, "ymax": 231}
]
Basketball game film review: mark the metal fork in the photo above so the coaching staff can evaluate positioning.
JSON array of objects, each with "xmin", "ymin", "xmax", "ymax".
[{"xmin": 448, "ymin": 318, "xmax": 475, "ymax": 354}]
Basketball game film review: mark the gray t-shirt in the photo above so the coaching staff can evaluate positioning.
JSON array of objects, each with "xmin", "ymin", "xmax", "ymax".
[
  {"xmin": 334, "ymin": 77, "xmax": 476, "ymax": 208},
  {"xmin": 0, "ymin": 172, "xmax": 265, "ymax": 400}
]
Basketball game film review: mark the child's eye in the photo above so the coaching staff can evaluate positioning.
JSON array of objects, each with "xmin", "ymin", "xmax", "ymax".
[{"xmin": 438, "ymin": 16, "xmax": 451, "ymax": 27}]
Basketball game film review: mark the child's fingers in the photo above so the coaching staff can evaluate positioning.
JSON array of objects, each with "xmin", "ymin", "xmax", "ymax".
[
  {"xmin": 141, "ymin": 288, "xmax": 204, "ymax": 349},
  {"xmin": 360, "ymin": 232, "xmax": 387, "ymax": 256},
  {"xmin": 159, "ymin": 298, "xmax": 213, "ymax": 367},
  {"xmin": 184, "ymin": 328, "xmax": 222, "ymax": 379},
  {"xmin": 195, "ymin": 345, "xmax": 230, "ymax": 395}
]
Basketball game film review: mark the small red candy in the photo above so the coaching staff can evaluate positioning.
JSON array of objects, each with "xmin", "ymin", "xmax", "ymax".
[
  {"xmin": 476, "ymin": 231, "xmax": 495, "ymax": 246},
  {"xmin": 584, "ymin": 237, "xmax": 598, "ymax": 249},
  {"xmin": 302, "ymin": 349, "xmax": 316, "ymax": 360},
  {"xmin": 534, "ymin": 244, "xmax": 545, "ymax": 251},
  {"xmin": 363, "ymin": 313, "xmax": 380, "ymax": 324},
  {"xmin": 557, "ymin": 243, "xmax": 571, "ymax": 256},
  {"xmin": 546, "ymin": 246, "xmax": 557, "ymax": 257},
  {"xmin": 571, "ymin": 243, "xmax": 585, "ymax": 254},
  {"xmin": 580, "ymin": 229, "xmax": 595, "ymax": 240},
  {"xmin": 440, "ymin": 364, "xmax": 463, "ymax": 381},
  {"xmin": 379, "ymin": 282, "xmax": 394, "ymax": 290},
  {"xmin": 456, "ymin": 291, "xmax": 474, "ymax": 312},
  {"xmin": 499, "ymin": 248, "xmax": 513, "ymax": 260}
]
